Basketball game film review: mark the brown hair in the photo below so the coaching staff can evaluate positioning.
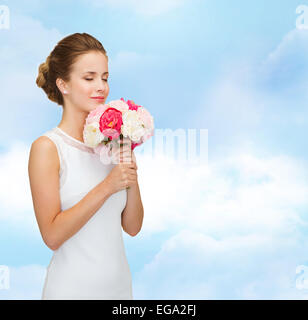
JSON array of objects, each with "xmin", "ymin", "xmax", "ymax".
[{"xmin": 36, "ymin": 32, "xmax": 108, "ymax": 106}]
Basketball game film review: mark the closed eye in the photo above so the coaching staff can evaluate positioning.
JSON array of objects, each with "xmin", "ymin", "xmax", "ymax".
[{"xmin": 85, "ymin": 78, "xmax": 108, "ymax": 82}]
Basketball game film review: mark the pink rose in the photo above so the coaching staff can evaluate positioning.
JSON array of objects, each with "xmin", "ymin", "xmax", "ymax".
[
  {"xmin": 131, "ymin": 141, "xmax": 142, "ymax": 150},
  {"xmin": 99, "ymin": 107, "xmax": 123, "ymax": 140},
  {"xmin": 120, "ymin": 97, "xmax": 141, "ymax": 111},
  {"xmin": 137, "ymin": 107, "xmax": 154, "ymax": 142},
  {"xmin": 86, "ymin": 104, "xmax": 109, "ymax": 125}
]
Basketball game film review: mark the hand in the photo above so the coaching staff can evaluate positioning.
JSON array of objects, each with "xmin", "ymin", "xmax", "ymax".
[
  {"xmin": 105, "ymin": 161, "xmax": 138, "ymax": 194},
  {"xmin": 111, "ymin": 137, "xmax": 137, "ymax": 169},
  {"xmin": 131, "ymin": 150, "xmax": 137, "ymax": 168}
]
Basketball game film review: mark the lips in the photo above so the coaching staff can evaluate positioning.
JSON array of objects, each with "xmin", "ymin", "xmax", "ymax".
[{"xmin": 91, "ymin": 96, "xmax": 104, "ymax": 99}]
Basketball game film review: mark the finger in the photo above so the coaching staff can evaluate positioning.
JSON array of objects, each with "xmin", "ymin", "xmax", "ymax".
[
  {"xmin": 120, "ymin": 157, "xmax": 133, "ymax": 165},
  {"xmin": 118, "ymin": 137, "xmax": 131, "ymax": 146},
  {"xmin": 119, "ymin": 148, "xmax": 132, "ymax": 156},
  {"xmin": 128, "ymin": 173, "xmax": 137, "ymax": 180},
  {"xmin": 130, "ymin": 162, "xmax": 137, "ymax": 170},
  {"xmin": 120, "ymin": 147, "xmax": 131, "ymax": 155},
  {"xmin": 126, "ymin": 170, "xmax": 138, "ymax": 179},
  {"xmin": 120, "ymin": 153, "xmax": 133, "ymax": 162},
  {"xmin": 120, "ymin": 152, "xmax": 132, "ymax": 159},
  {"xmin": 120, "ymin": 148, "xmax": 132, "ymax": 155},
  {"xmin": 123, "ymin": 162, "xmax": 137, "ymax": 169},
  {"xmin": 117, "ymin": 148, "xmax": 130, "ymax": 155},
  {"xmin": 129, "ymin": 177, "xmax": 137, "ymax": 184},
  {"xmin": 117, "ymin": 147, "xmax": 131, "ymax": 154},
  {"xmin": 125, "ymin": 158, "xmax": 137, "ymax": 169},
  {"xmin": 117, "ymin": 155, "xmax": 131, "ymax": 165}
]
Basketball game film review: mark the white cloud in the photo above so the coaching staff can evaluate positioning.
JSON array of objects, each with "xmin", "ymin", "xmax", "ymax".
[
  {"xmin": 2, "ymin": 141, "xmax": 308, "ymax": 298},
  {"xmin": 131, "ymin": 148, "xmax": 308, "ymax": 299},
  {"xmin": 0, "ymin": 141, "xmax": 41, "ymax": 235},
  {"xmin": 190, "ymin": 27, "xmax": 308, "ymax": 154},
  {"xmin": 262, "ymin": 28, "xmax": 308, "ymax": 72},
  {"xmin": 137, "ymin": 146, "xmax": 308, "ymax": 236},
  {"xmin": 2, "ymin": 5, "xmax": 308, "ymax": 300},
  {"xmin": 189, "ymin": 60, "xmax": 270, "ymax": 153},
  {"xmin": 257, "ymin": 27, "xmax": 308, "ymax": 98},
  {"xmin": 0, "ymin": 142, "xmax": 33, "ymax": 215},
  {"xmin": 0, "ymin": 12, "xmax": 63, "ymax": 145},
  {"xmin": 0, "ymin": 264, "xmax": 46, "ymax": 300},
  {"xmin": 0, "ymin": 13, "xmax": 63, "ymax": 71},
  {"xmin": 133, "ymin": 229, "xmax": 308, "ymax": 299}
]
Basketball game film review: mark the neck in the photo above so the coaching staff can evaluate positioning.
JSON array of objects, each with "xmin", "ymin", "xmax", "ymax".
[{"xmin": 58, "ymin": 104, "xmax": 89, "ymax": 143}]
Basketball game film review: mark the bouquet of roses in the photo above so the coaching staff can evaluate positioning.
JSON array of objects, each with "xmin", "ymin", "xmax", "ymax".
[{"xmin": 83, "ymin": 98, "xmax": 154, "ymax": 164}]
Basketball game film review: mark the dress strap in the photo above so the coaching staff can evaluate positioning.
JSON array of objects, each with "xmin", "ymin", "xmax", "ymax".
[{"xmin": 53, "ymin": 127, "xmax": 95, "ymax": 154}]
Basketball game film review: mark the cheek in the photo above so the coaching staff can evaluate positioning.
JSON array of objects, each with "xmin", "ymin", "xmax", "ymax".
[{"xmin": 75, "ymin": 80, "xmax": 93, "ymax": 96}]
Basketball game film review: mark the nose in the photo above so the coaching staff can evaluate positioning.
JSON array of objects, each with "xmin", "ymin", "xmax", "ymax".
[{"xmin": 97, "ymin": 78, "xmax": 107, "ymax": 93}]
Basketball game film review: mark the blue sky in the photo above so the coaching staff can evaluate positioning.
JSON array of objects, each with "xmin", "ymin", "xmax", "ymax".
[{"xmin": 1, "ymin": 0, "xmax": 308, "ymax": 299}]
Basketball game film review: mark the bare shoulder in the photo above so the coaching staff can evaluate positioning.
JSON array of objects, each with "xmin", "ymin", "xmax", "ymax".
[
  {"xmin": 28, "ymin": 135, "xmax": 61, "ymax": 250},
  {"xmin": 28, "ymin": 135, "xmax": 59, "ymax": 171},
  {"xmin": 31, "ymin": 135, "xmax": 57, "ymax": 152}
]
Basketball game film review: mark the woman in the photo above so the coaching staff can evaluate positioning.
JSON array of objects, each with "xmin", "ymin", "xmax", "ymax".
[{"xmin": 28, "ymin": 32, "xmax": 144, "ymax": 299}]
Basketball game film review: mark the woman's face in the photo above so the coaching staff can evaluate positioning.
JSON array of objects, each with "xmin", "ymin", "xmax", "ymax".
[{"xmin": 64, "ymin": 50, "xmax": 109, "ymax": 112}]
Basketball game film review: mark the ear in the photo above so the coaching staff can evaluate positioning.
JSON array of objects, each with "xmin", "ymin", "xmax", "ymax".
[{"xmin": 56, "ymin": 78, "xmax": 68, "ymax": 95}]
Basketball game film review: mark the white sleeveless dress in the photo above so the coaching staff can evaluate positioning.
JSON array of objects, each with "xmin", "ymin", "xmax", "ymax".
[{"xmin": 40, "ymin": 126, "xmax": 133, "ymax": 300}]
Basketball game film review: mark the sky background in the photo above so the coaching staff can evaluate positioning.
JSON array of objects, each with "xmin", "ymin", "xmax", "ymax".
[{"xmin": 1, "ymin": 0, "xmax": 308, "ymax": 299}]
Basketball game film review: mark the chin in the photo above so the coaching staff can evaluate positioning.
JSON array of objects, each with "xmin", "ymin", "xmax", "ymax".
[{"xmin": 87, "ymin": 105, "xmax": 97, "ymax": 112}]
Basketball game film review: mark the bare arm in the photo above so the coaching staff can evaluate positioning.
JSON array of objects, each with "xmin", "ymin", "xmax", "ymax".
[
  {"xmin": 121, "ymin": 181, "xmax": 144, "ymax": 236},
  {"xmin": 28, "ymin": 136, "xmax": 113, "ymax": 251},
  {"xmin": 121, "ymin": 151, "xmax": 144, "ymax": 236}
]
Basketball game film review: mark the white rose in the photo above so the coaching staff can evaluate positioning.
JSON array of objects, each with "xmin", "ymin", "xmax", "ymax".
[
  {"xmin": 121, "ymin": 110, "xmax": 146, "ymax": 142},
  {"xmin": 83, "ymin": 122, "xmax": 105, "ymax": 148}
]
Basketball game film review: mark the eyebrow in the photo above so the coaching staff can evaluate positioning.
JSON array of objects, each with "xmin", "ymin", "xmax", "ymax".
[{"xmin": 83, "ymin": 71, "xmax": 109, "ymax": 75}]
